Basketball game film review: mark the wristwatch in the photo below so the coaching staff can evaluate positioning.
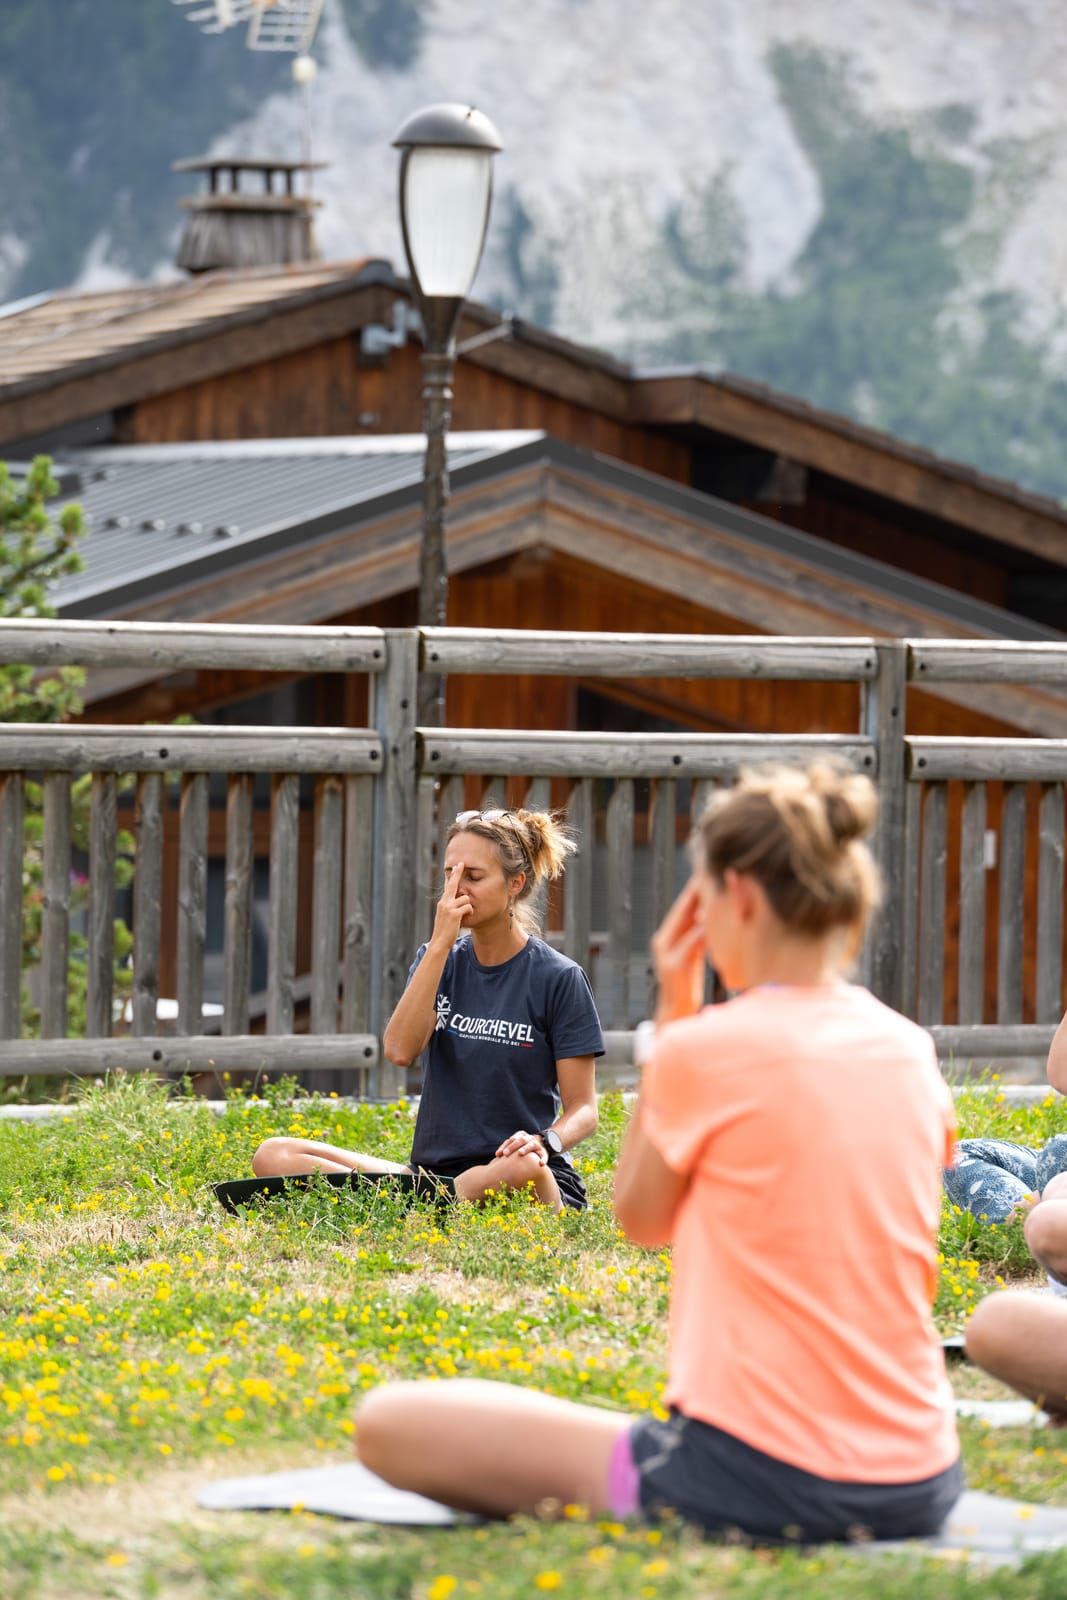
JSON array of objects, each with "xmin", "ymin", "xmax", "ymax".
[{"xmin": 539, "ymin": 1126, "xmax": 563, "ymax": 1157}]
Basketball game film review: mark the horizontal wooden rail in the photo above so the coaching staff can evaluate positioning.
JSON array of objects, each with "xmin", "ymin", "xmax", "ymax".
[
  {"xmin": 0, "ymin": 1035, "xmax": 378, "ymax": 1078},
  {"xmin": 0, "ymin": 724, "xmax": 382, "ymax": 774},
  {"xmin": 421, "ymin": 629, "xmax": 879, "ymax": 679},
  {"xmin": 0, "ymin": 618, "xmax": 387, "ymax": 672},
  {"xmin": 910, "ymin": 642, "xmax": 1067, "ymax": 685},
  {"xmin": 907, "ymin": 738, "xmax": 1067, "ymax": 783},
  {"xmin": 419, "ymin": 730, "xmax": 877, "ymax": 779},
  {"xmin": 927, "ymin": 1024, "xmax": 1058, "ymax": 1059}
]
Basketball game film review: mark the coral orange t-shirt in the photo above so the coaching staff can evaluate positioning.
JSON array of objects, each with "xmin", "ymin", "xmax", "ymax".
[{"xmin": 641, "ymin": 984, "xmax": 959, "ymax": 1483}]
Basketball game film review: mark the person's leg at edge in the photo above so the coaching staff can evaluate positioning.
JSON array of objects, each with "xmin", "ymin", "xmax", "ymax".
[
  {"xmin": 1024, "ymin": 1171, "xmax": 1067, "ymax": 1287},
  {"xmin": 355, "ymin": 1378, "xmax": 633, "ymax": 1516},
  {"xmin": 251, "ymin": 1137, "xmax": 411, "ymax": 1177},
  {"xmin": 943, "ymin": 1140, "xmax": 1038, "ymax": 1223},
  {"xmin": 1035, "ymin": 1134, "xmax": 1067, "ymax": 1192},
  {"xmin": 453, "ymin": 1150, "xmax": 564, "ymax": 1212},
  {"xmin": 965, "ymin": 1292, "xmax": 1067, "ymax": 1417}
]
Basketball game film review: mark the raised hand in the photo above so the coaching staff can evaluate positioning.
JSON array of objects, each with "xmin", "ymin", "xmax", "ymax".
[
  {"xmin": 431, "ymin": 861, "xmax": 474, "ymax": 948},
  {"xmin": 651, "ymin": 876, "xmax": 707, "ymax": 1023}
]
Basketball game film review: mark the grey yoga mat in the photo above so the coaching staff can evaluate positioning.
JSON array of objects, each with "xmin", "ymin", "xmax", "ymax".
[
  {"xmin": 198, "ymin": 1461, "xmax": 467, "ymax": 1524},
  {"xmin": 198, "ymin": 1464, "xmax": 1067, "ymax": 1564}
]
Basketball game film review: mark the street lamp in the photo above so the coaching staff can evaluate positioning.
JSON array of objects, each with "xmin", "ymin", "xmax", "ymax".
[{"xmin": 393, "ymin": 103, "xmax": 503, "ymax": 724}]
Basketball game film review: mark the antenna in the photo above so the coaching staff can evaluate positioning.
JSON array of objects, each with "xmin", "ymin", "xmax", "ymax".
[{"xmin": 171, "ymin": 0, "xmax": 325, "ymax": 53}]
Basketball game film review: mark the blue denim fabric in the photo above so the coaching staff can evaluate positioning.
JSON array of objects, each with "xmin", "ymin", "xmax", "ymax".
[{"xmin": 943, "ymin": 1133, "xmax": 1067, "ymax": 1223}]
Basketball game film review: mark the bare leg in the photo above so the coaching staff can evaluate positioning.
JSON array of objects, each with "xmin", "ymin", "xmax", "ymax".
[
  {"xmin": 356, "ymin": 1378, "xmax": 632, "ymax": 1516},
  {"xmin": 965, "ymin": 1292, "xmax": 1067, "ymax": 1417},
  {"xmin": 251, "ymin": 1136, "xmax": 411, "ymax": 1177},
  {"xmin": 251, "ymin": 1140, "xmax": 565, "ymax": 1209},
  {"xmin": 453, "ymin": 1149, "xmax": 563, "ymax": 1211},
  {"xmin": 1024, "ymin": 1172, "xmax": 1067, "ymax": 1284}
]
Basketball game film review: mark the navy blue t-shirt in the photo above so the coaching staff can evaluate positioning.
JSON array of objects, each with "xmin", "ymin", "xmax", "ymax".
[{"xmin": 408, "ymin": 935, "xmax": 604, "ymax": 1173}]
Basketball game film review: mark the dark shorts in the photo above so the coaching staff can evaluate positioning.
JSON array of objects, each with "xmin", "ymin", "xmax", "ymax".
[
  {"xmin": 628, "ymin": 1408, "xmax": 963, "ymax": 1545},
  {"xmin": 412, "ymin": 1153, "xmax": 587, "ymax": 1211}
]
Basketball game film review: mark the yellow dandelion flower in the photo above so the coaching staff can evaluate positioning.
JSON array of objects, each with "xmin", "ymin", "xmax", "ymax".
[
  {"xmin": 534, "ymin": 1576, "xmax": 563, "ymax": 1592},
  {"xmin": 428, "ymin": 1578, "xmax": 458, "ymax": 1600}
]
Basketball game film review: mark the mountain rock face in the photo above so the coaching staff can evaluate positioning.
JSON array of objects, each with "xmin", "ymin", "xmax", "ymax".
[{"xmin": 5, "ymin": 0, "xmax": 1067, "ymax": 495}]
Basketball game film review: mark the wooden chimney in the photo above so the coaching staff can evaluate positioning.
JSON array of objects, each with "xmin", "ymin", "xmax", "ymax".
[{"xmin": 173, "ymin": 156, "xmax": 326, "ymax": 273}]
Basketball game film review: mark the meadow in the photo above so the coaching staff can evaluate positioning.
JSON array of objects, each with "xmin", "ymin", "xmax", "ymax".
[{"xmin": 2, "ymin": 1073, "xmax": 1067, "ymax": 1600}]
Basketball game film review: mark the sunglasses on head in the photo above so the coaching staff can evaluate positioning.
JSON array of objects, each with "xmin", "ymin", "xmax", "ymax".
[{"xmin": 455, "ymin": 808, "xmax": 508, "ymax": 825}]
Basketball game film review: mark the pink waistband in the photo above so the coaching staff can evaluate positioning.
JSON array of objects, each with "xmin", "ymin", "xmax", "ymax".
[{"xmin": 608, "ymin": 1426, "xmax": 640, "ymax": 1519}]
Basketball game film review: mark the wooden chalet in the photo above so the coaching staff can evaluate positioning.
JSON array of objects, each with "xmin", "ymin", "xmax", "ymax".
[
  {"xmin": 3, "ymin": 255, "xmax": 1067, "ymax": 1030},
  {"xmin": 1, "ymin": 256, "xmax": 1066, "ymax": 740}
]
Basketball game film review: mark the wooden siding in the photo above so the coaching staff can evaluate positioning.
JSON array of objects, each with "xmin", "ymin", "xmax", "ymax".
[
  {"xmin": 125, "ymin": 338, "xmax": 690, "ymax": 480},
  {"xmin": 754, "ymin": 484, "xmax": 1015, "ymax": 610},
  {"xmin": 632, "ymin": 372, "xmax": 1067, "ymax": 569}
]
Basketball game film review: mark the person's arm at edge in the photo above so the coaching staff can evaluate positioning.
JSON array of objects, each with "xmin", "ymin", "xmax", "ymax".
[{"xmin": 1049, "ymin": 1010, "xmax": 1067, "ymax": 1095}]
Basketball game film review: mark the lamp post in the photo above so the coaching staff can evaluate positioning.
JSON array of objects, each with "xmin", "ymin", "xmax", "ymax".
[{"xmin": 393, "ymin": 103, "xmax": 503, "ymax": 725}]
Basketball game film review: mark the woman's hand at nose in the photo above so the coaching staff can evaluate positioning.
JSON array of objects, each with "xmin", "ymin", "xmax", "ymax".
[{"xmin": 431, "ymin": 864, "xmax": 473, "ymax": 948}]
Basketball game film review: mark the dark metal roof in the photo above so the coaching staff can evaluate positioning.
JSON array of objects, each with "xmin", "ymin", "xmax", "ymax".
[
  {"xmin": 45, "ymin": 431, "xmax": 1062, "ymax": 645},
  {"xmin": 50, "ymin": 433, "xmax": 542, "ymax": 614}
]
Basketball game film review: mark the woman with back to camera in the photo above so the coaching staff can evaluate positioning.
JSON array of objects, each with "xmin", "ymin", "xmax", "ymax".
[
  {"xmin": 353, "ymin": 763, "xmax": 962, "ymax": 1543},
  {"xmin": 250, "ymin": 806, "xmax": 603, "ymax": 1211}
]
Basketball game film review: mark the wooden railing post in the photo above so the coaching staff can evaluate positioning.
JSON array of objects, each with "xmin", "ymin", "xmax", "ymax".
[
  {"xmin": 861, "ymin": 640, "xmax": 908, "ymax": 1012},
  {"xmin": 371, "ymin": 629, "xmax": 419, "ymax": 1098},
  {"xmin": 0, "ymin": 773, "xmax": 24, "ymax": 1040},
  {"xmin": 86, "ymin": 772, "xmax": 118, "ymax": 1039}
]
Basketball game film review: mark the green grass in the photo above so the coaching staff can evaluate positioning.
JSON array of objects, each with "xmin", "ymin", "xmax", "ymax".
[{"xmin": 2, "ymin": 1072, "xmax": 1067, "ymax": 1598}]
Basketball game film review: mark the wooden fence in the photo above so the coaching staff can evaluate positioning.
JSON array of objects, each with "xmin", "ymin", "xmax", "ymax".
[{"xmin": 0, "ymin": 621, "xmax": 1064, "ymax": 1091}]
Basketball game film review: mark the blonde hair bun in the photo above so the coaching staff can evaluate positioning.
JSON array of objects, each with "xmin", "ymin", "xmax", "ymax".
[{"xmin": 697, "ymin": 762, "xmax": 880, "ymax": 947}]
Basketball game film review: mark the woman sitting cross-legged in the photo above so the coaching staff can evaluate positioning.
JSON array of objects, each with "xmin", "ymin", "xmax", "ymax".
[
  {"xmin": 250, "ymin": 806, "xmax": 603, "ymax": 1212},
  {"xmin": 352, "ymin": 764, "xmax": 962, "ymax": 1542}
]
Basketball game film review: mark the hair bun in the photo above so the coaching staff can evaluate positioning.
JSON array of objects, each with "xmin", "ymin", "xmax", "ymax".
[
  {"xmin": 696, "ymin": 761, "xmax": 880, "ymax": 948},
  {"xmin": 810, "ymin": 767, "xmax": 877, "ymax": 847}
]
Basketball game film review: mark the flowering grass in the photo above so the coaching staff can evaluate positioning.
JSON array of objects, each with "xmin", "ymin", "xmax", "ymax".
[{"xmin": 2, "ymin": 1072, "xmax": 1067, "ymax": 1598}]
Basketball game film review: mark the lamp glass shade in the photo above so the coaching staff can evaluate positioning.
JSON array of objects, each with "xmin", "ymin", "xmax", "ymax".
[{"xmin": 402, "ymin": 146, "xmax": 492, "ymax": 299}]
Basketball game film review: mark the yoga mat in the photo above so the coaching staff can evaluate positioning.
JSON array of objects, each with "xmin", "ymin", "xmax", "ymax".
[
  {"xmin": 198, "ymin": 1461, "xmax": 467, "ymax": 1524},
  {"xmin": 199, "ymin": 1466, "xmax": 1067, "ymax": 1564},
  {"xmin": 213, "ymin": 1170, "xmax": 455, "ymax": 1215},
  {"xmin": 862, "ymin": 1489, "xmax": 1067, "ymax": 1565}
]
